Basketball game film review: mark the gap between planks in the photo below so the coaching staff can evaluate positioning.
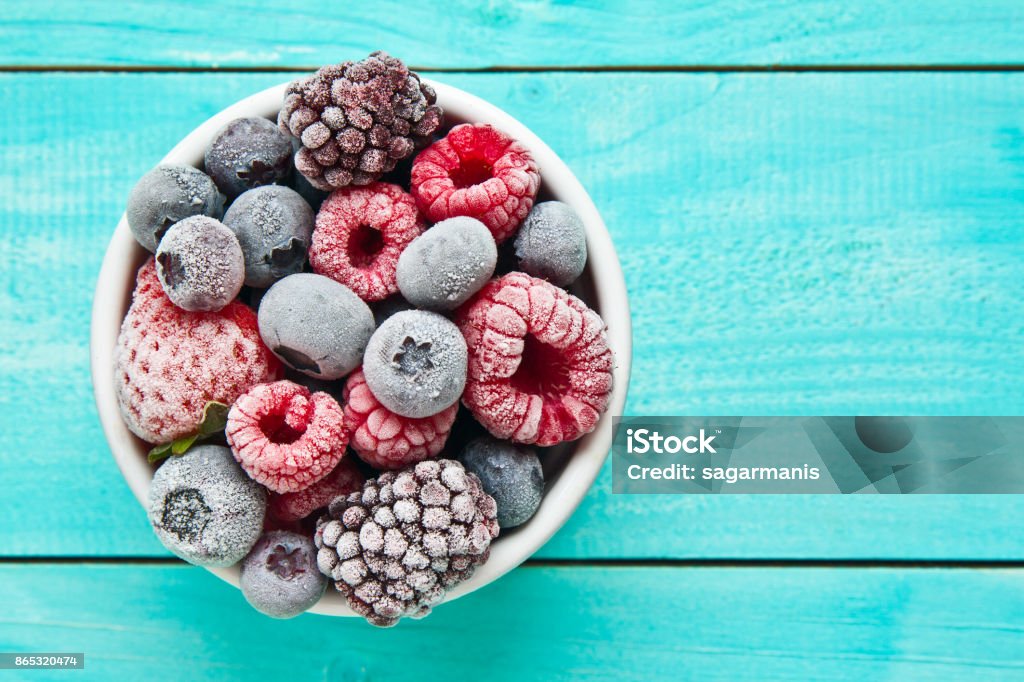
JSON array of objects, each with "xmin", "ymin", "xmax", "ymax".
[{"xmin": 3, "ymin": 64, "xmax": 1024, "ymax": 74}]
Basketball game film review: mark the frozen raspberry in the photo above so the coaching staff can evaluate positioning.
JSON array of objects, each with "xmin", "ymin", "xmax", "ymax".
[
  {"xmin": 114, "ymin": 258, "xmax": 281, "ymax": 444},
  {"xmin": 269, "ymin": 457, "xmax": 365, "ymax": 523},
  {"xmin": 226, "ymin": 380, "xmax": 350, "ymax": 494},
  {"xmin": 343, "ymin": 369, "xmax": 457, "ymax": 470},
  {"xmin": 309, "ymin": 182, "xmax": 425, "ymax": 301},
  {"xmin": 411, "ymin": 124, "xmax": 540, "ymax": 243},
  {"xmin": 457, "ymin": 273, "xmax": 613, "ymax": 446},
  {"xmin": 279, "ymin": 52, "xmax": 443, "ymax": 191}
]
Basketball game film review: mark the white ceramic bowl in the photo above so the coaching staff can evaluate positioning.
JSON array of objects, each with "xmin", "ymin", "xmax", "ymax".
[{"xmin": 90, "ymin": 79, "xmax": 632, "ymax": 616}]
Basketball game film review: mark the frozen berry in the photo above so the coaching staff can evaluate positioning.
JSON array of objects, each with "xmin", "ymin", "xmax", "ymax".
[
  {"xmin": 309, "ymin": 182, "xmax": 424, "ymax": 302},
  {"xmin": 205, "ymin": 117, "xmax": 293, "ymax": 199},
  {"xmin": 279, "ymin": 51, "xmax": 443, "ymax": 191},
  {"xmin": 148, "ymin": 444, "xmax": 266, "ymax": 567},
  {"xmin": 460, "ymin": 436, "xmax": 543, "ymax": 528},
  {"xmin": 514, "ymin": 201, "xmax": 587, "ymax": 286},
  {"xmin": 154, "ymin": 215, "xmax": 245, "ymax": 312},
  {"xmin": 269, "ymin": 457, "xmax": 365, "ymax": 523},
  {"xmin": 397, "ymin": 216, "xmax": 497, "ymax": 311},
  {"xmin": 240, "ymin": 530, "xmax": 327, "ymax": 618},
  {"xmin": 457, "ymin": 273, "xmax": 613, "ymax": 446},
  {"xmin": 314, "ymin": 459, "xmax": 498, "ymax": 626},
  {"xmin": 226, "ymin": 380, "xmax": 349, "ymax": 494},
  {"xmin": 363, "ymin": 310, "xmax": 467, "ymax": 419},
  {"xmin": 223, "ymin": 185, "xmax": 315, "ymax": 288},
  {"xmin": 126, "ymin": 164, "xmax": 224, "ymax": 252},
  {"xmin": 411, "ymin": 124, "xmax": 540, "ymax": 243},
  {"xmin": 343, "ymin": 368, "xmax": 457, "ymax": 470},
  {"xmin": 115, "ymin": 258, "xmax": 281, "ymax": 444},
  {"xmin": 258, "ymin": 273, "xmax": 374, "ymax": 379}
]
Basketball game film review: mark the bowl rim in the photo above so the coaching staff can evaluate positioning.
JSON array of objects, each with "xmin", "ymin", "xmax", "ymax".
[{"xmin": 90, "ymin": 78, "xmax": 632, "ymax": 617}]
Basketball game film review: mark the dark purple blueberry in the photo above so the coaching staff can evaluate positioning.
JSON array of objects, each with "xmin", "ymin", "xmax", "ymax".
[{"xmin": 204, "ymin": 117, "xmax": 293, "ymax": 199}]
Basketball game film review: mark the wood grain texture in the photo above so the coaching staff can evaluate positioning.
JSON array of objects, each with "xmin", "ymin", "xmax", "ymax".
[
  {"xmin": 1, "ymin": 1, "xmax": 1024, "ymax": 68},
  {"xmin": 2, "ymin": 563, "xmax": 1023, "ymax": 680},
  {"xmin": 2, "ymin": 71, "xmax": 1024, "ymax": 559}
]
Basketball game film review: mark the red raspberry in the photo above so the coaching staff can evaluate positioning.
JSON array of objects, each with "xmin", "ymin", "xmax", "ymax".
[
  {"xmin": 457, "ymin": 273, "xmax": 613, "ymax": 446},
  {"xmin": 114, "ymin": 258, "xmax": 281, "ymax": 444},
  {"xmin": 226, "ymin": 380, "xmax": 349, "ymax": 494},
  {"xmin": 411, "ymin": 124, "xmax": 540, "ymax": 243},
  {"xmin": 342, "ymin": 369, "xmax": 457, "ymax": 470},
  {"xmin": 309, "ymin": 182, "xmax": 424, "ymax": 301},
  {"xmin": 269, "ymin": 457, "xmax": 365, "ymax": 522}
]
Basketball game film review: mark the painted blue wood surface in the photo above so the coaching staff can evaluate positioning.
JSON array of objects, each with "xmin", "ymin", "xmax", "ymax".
[
  {"xmin": 2, "ymin": 1, "xmax": 1024, "ymax": 67},
  {"xmin": 2, "ymin": 4, "xmax": 1024, "ymax": 677},
  {"xmin": 2, "ymin": 564, "xmax": 1023, "ymax": 680},
  {"xmin": 2, "ymin": 72, "xmax": 1023, "ymax": 560}
]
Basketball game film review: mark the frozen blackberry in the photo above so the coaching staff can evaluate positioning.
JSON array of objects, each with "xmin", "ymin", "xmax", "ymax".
[
  {"xmin": 460, "ymin": 437, "xmax": 543, "ymax": 528},
  {"xmin": 279, "ymin": 51, "xmax": 443, "ymax": 191},
  {"xmin": 314, "ymin": 459, "xmax": 499, "ymax": 627},
  {"xmin": 223, "ymin": 185, "xmax": 315, "ymax": 288},
  {"xmin": 363, "ymin": 310, "xmax": 468, "ymax": 419},
  {"xmin": 126, "ymin": 164, "xmax": 224, "ymax": 252},
  {"xmin": 397, "ymin": 217, "xmax": 497, "ymax": 311},
  {"xmin": 258, "ymin": 273, "xmax": 375, "ymax": 379},
  {"xmin": 514, "ymin": 201, "xmax": 587, "ymax": 286},
  {"xmin": 240, "ymin": 530, "xmax": 327, "ymax": 618},
  {"xmin": 155, "ymin": 215, "xmax": 245, "ymax": 312},
  {"xmin": 147, "ymin": 445, "xmax": 267, "ymax": 567},
  {"xmin": 205, "ymin": 117, "xmax": 293, "ymax": 199}
]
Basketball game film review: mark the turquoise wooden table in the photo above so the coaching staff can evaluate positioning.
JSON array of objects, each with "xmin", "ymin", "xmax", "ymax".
[{"xmin": 2, "ymin": 2, "xmax": 1024, "ymax": 679}]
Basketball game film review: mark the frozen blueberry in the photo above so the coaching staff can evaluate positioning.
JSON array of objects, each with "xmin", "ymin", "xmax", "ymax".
[
  {"xmin": 155, "ymin": 215, "xmax": 245, "ymax": 312},
  {"xmin": 240, "ymin": 530, "xmax": 327, "ymax": 618},
  {"xmin": 223, "ymin": 185, "xmax": 314, "ymax": 288},
  {"xmin": 396, "ymin": 217, "xmax": 497, "ymax": 311},
  {"xmin": 205, "ymin": 117, "xmax": 293, "ymax": 199},
  {"xmin": 460, "ymin": 436, "xmax": 543, "ymax": 528},
  {"xmin": 147, "ymin": 445, "xmax": 267, "ymax": 567},
  {"xmin": 258, "ymin": 273, "xmax": 374, "ymax": 380},
  {"xmin": 126, "ymin": 164, "xmax": 224, "ymax": 253},
  {"xmin": 514, "ymin": 201, "xmax": 587, "ymax": 286},
  {"xmin": 363, "ymin": 310, "xmax": 467, "ymax": 419}
]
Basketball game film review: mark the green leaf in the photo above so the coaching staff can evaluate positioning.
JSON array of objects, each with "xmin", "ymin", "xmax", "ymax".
[
  {"xmin": 197, "ymin": 401, "xmax": 230, "ymax": 436},
  {"xmin": 147, "ymin": 401, "xmax": 231, "ymax": 463},
  {"xmin": 147, "ymin": 442, "xmax": 174, "ymax": 463},
  {"xmin": 171, "ymin": 434, "xmax": 199, "ymax": 455}
]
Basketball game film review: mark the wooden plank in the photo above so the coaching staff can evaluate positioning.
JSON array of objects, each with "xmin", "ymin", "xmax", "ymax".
[
  {"xmin": 1, "ymin": 1, "xmax": 1024, "ymax": 68},
  {"xmin": 3, "ymin": 72, "xmax": 1024, "ymax": 559},
  {"xmin": 2, "ymin": 563, "xmax": 1022, "ymax": 679}
]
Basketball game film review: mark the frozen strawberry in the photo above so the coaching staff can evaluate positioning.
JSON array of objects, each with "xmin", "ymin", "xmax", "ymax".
[
  {"xmin": 226, "ymin": 380, "xmax": 349, "ymax": 494},
  {"xmin": 309, "ymin": 182, "xmax": 424, "ymax": 301},
  {"xmin": 456, "ymin": 273, "xmax": 613, "ymax": 446},
  {"xmin": 269, "ymin": 457, "xmax": 365, "ymax": 522},
  {"xmin": 114, "ymin": 258, "xmax": 281, "ymax": 444},
  {"xmin": 343, "ymin": 369, "xmax": 457, "ymax": 470},
  {"xmin": 411, "ymin": 124, "xmax": 540, "ymax": 243}
]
